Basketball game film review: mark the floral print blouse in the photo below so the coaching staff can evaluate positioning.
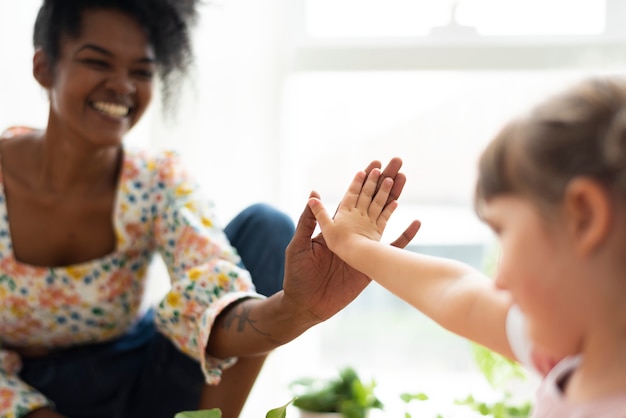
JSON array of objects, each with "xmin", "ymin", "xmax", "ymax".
[{"xmin": 0, "ymin": 127, "xmax": 260, "ymax": 417}]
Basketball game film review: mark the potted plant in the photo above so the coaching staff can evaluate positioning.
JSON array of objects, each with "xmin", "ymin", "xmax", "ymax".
[{"xmin": 289, "ymin": 366, "xmax": 383, "ymax": 418}]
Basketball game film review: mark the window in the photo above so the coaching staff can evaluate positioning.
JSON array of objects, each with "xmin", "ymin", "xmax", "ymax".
[
  {"xmin": 305, "ymin": 0, "xmax": 605, "ymax": 38},
  {"xmin": 4, "ymin": 1, "xmax": 626, "ymax": 416},
  {"xmin": 263, "ymin": 1, "xmax": 626, "ymax": 416},
  {"xmin": 274, "ymin": 68, "xmax": 603, "ymax": 417}
]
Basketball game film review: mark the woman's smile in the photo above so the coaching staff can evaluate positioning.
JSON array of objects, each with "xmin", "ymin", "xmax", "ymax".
[
  {"xmin": 90, "ymin": 101, "xmax": 132, "ymax": 119},
  {"xmin": 41, "ymin": 9, "xmax": 155, "ymax": 147}
]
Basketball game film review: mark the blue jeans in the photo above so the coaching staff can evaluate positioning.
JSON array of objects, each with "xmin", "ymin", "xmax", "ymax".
[{"xmin": 18, "ymin": 203, "xmax": 295, "ymax": 418}]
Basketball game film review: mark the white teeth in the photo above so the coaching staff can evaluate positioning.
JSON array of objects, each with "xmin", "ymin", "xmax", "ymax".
[{"xmin": 92, "ymin": 101, "xmax": 130, "ymax": 118}]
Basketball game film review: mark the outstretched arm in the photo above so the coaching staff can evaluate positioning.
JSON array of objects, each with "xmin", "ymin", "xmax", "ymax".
[
  {"xmin": 206, "ymin": 158, "xmax": 420, "ymax": 358},
  {"xmin": 307, "ymin": 166, "xmax": 515, "ymax": 360}
]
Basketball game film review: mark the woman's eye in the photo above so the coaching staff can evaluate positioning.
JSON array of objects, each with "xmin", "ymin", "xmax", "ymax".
[
  {"xmin": 133, "ymin": 69, "xmax": 154, "ymax": 80},
  {"xmin": 83, "ymin": 59, "xmax": 109, "ymax": 68}
]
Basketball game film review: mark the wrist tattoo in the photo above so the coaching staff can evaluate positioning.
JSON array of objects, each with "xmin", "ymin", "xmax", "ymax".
[{"xmin": 221, "ymin": 302, "xmax": 270, "ymax": 336}]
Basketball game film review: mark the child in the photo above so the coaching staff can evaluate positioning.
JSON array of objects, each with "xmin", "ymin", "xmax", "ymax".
[{"xmin": 308, "ymin": 76, "xmax": 626, "ymax": 417}]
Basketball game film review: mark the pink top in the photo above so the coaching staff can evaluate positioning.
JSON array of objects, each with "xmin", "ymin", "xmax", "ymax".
[
  {"xmin": 531, "ymin": 356, "xmax": 626, "ymax": 417},
  {"xmin": 507, "ymin": 305, "xmax": 626, "ymax": 417}
]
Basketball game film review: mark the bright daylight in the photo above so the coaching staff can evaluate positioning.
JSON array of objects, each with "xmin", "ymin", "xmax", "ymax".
[{"xmin": 1, "ymin": 1, "xmax": 626, "ymax": 418}]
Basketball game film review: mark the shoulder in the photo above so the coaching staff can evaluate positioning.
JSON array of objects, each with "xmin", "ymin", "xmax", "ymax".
[
  {"xmin": 122, "ymin": 147, "xmax": 196, "ymax": 194},
  {"xmin": 123, "ymin": 148, "xmax": 185, "ymax": 176},
  {"xmin": 0, "ymin": 127, "xmax": 44, "ymax": 185},
  {"xmin": 1, "ymin": 126, "xmax": 40, "ymax": 139},
  {"xmin": 1, "ymin": 127, "xmax": 44, "ymax": 147}
]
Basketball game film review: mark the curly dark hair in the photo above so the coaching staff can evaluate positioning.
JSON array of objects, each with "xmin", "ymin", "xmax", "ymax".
[{"xmin": 33, "ymin": 0, "xmax": 201, "ymax": 106}]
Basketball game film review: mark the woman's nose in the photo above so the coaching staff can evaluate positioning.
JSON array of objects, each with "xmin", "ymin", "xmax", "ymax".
[{"xmin": 106, "ymin": 72, "xmax": 136, "ymax": 96}]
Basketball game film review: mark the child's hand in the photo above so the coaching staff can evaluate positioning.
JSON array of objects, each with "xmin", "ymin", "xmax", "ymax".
[{"xmin": 307, "ymin": 167, "xmax": 396, "ymax": 258}]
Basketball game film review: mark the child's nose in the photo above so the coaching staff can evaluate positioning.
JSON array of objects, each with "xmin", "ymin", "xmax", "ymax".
[{"xmin": 493, "ymin": 271, "xmax": 508, "ymax": 291}]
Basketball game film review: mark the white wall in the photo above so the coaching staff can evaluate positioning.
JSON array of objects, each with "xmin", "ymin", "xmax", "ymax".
[
  {"xmin": 6, "ymin": 2, "xmax": 626, "ymax": 417},
  {"xmin": 148, "ymin": 0, "xmax": 290, "ymax": 223},
  {"xmin": 0, "ymin": 0, "xmax": 289, "ymax": 225},
  {"xmin": 0, "ymin": 1, "xmax": 49, "ymax": 130},
  {"xmin": 0, "ymin": 2, "xmax": 295, "ymax": 416}
]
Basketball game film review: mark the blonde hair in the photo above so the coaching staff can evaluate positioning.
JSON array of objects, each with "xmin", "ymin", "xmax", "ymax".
[{"xmin": 475, "ymin": 76, "xmax": 626, "ymax": 216}]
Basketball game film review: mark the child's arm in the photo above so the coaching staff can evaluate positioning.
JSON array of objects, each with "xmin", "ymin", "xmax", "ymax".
[{"xmin": 308, "ymin": 167, "xmax": 515, "ymax": 360}]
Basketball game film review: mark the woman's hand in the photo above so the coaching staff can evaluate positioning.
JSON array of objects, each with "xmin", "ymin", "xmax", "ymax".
[
  {"xmin": 207, "ymin": 158, "xmax": 420, "ymax": 359},
  {"xmin": 282, "ymin": 158, "xmax": 420, "ymax": 323}
]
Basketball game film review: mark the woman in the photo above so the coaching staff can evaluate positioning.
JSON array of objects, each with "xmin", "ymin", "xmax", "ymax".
[{"xmin": 0, "ymin": 1, "xmax": 418, "ymax": 417}]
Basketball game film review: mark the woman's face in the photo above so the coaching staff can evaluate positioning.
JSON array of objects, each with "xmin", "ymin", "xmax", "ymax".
[
  {"xmin": 42, "ymin": 8, "xmax": 156, "ymax": 146},
  {"xmin": 482, "ymin": 195, "xmax": 585, "ymax": 359}
]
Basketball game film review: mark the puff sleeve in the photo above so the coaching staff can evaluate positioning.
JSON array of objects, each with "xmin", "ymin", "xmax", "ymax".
[
  {"xmin": 0, "ymin": 349, "xmax": 51, "ymax": 417},
  {"xmin": 151, "ymin": 151, "xmax": 262, "ymax": 384}
]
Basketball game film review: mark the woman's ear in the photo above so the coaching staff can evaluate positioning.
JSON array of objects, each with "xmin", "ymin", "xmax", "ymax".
[
  {"xmin": 562, "ymin": 177, "xmax": 612, "ymax": 257},
  {"xmin": 33, "ymin": 48, "xmax": 53, "ymax": 88}
]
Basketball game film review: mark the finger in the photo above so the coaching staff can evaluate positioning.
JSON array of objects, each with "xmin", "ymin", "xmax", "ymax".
[
  {"xmin": 388, "ymin": 172, "xmax": 406, "ymax": 203},
  {"xmin": 375, "ymin": 194, "xmax": 397, "ymax": 229},
  {"xmin": 290, "ymin": 191, "xmax": 322, "ymax": 250},
  {"xmin": 307, "ymin": 195, "xmax": 333, "ymax": 232},
  {"xmin": 368, "ymin": 177, "xmax": 393, "ymax": 220},
  {"xmin": 380, "ymin": 157, "xmax": 406, "ymax": 204},
  {"xmin": 342, "ymin": 170, "xmax": 368, "ymax": 210},
  {"xmin": 380, "ymin": 157, "xmax": 403, "ymax": 180},
  {"xmin": 363, "ymin": 160, "xmax": 382, "ymax": 176},
  {"xmin": 355, "ymin": 168, "xmax": 381, "ymax": 212},
  {"xmin": 362, "ymin": 157, "xmax": 406, "ymax": 205},
  {"xmin": 389, "ymin": 220, "xmax": 421, "ymax": 249}
]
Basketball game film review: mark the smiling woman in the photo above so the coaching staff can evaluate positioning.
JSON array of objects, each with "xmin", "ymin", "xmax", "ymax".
[
  {"xmin": 32, "ymin": 0, "xmax": 196, "ymax": 107},
  {"xmin": 32, "ymin": 9, "xmax": 155, "ymax": 156},
  {"xmin": 0, "ymin": 1, "xmax": 375, "ymax": 418},
  {"xmin": 9, "ymin": 1, "xmax": 626, "ymax": 417},
  {"xmin": 0, "ymin": 2, "xmax": 423, "ymax": 418}
]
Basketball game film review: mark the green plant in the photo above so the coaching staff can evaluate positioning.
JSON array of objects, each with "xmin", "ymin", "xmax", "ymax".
[
  {"xmin": 289, "ymin": 366, "xmax": 383, "ymax": 417},
  {"xmin": 399, "ymin": 392, "xmax": 437, "ymax": 418},
  {"xmin": 174, "ymin": 409, "xmax": 222, "ymax": 418},
  {"xmin": 454, "ymin": 393, "xmax": 531, "ymax": 418},
  {"xmin": 455, "ymin": 344, "xmax": 532, "ymax": 418},
  {"xmin": 456, "ymin": 245, "xmax": 533, "ymax": 417},
  {"xmin": 266, "ymin": 398, "xmax": 296, "ymax": 418},
  {"xmin": 399, "ymin": 345, "xmax": 532, "ymax": 418},
  {"xmin": 471, "ymin": 343, "xmax": 527, "ymax": 390},
  {"xmin": 175, "ymin": 400, "xmax": 293, "ymax": 418}
]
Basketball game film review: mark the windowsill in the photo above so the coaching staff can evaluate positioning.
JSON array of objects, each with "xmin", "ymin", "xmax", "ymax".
[{"xmin": 290, "ymin": 36, "xmax": 626, "ymax": 71}]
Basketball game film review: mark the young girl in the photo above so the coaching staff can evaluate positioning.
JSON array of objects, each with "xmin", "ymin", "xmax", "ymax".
[
  {"xmin": 0, "ymin": 1, "xmax": 418, "ymax": 417},
  {"xmin": 308, "ymin": 76, "xmax": 626, "ymax": 417}
]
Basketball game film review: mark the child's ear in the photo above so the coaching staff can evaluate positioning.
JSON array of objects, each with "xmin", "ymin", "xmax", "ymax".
[
  {"xmin": 33, "ymin": 48, "xmax": 53, "ymax": 89},
  {"xmin": 563, "ymin": 177, "xmax": 612, "ymax": 256}
]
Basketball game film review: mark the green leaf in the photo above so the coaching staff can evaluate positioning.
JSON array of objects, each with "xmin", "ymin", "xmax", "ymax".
[
  {"xmin": 290, "ymin": 366, "xmax": 383, "ymax": 414},
  {"xmin": 400, "ymin": 392, "xmax": 429, "ymax": 403},
  {"xmin": 471, "ymin": 343, "xmax": 527, "ymax": 389},
  {"xmin": 266, "ymin": 398, "xmax": 295, "ymax": 418},
  {"xmin": 174, "ymin": 409, "xmax": 222, "ymax": 418}
]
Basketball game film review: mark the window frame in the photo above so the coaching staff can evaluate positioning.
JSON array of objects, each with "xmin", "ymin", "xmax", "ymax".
[{"xmin": 286, "ymin": 0, "xmax": 626, "ymax": 72}]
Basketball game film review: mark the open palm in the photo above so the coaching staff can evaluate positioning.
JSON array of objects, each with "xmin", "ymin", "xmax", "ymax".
[{"xmin": 283, "ymin": 158, "xmax": 420, "ymax": 322}]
